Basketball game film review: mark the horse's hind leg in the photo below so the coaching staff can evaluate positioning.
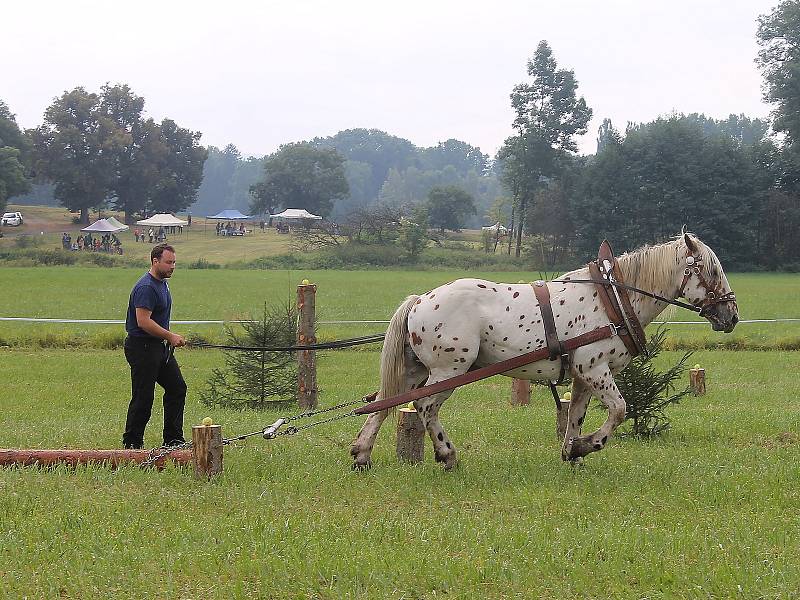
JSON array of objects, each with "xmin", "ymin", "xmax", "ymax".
[
  {"xmin": 350, "ymin": 354, "xmax": 427, "ymax": 470},
  {"xmin": 415, "ymin": 370, "xmax": 460, "ymax": 470},
  {"xmin": 350, "ymin": 409, "xmax": 390, "ymax": 470},
  {"xmin": 563, "ymin": 366, "xmax": 626, "ymax": 461}
]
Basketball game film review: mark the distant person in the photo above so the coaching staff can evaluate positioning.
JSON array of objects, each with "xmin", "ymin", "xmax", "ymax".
[
  {"xmin": 122, "ymin": 243, "xmax": 187, "ymax": 449},
  {"xmin": 187, "ymin": 214, "xmax": 192, "ymax": 227},
  {"xmin": 148, "ymin": 228, "xmax": 154, "ymax": 243}
]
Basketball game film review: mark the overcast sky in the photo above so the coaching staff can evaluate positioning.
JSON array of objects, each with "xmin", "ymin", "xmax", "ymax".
[{"xmin": 2, "ymin": 0, "xmax": 780, "ymax": 158}]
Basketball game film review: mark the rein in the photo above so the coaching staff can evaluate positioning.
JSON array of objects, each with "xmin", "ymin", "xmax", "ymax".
[{"xmin": 552, "ymin": 278, "xmax": 702, "ymax": 313}]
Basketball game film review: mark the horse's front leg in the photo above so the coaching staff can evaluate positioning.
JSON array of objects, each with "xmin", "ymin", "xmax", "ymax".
[
  {"xmin": 563, "ymin": 366, "xmax": 626, "ymax": 461},
  {"xmin": 561, "ymin": 378, "xmax": 592, "ymax": 460}
]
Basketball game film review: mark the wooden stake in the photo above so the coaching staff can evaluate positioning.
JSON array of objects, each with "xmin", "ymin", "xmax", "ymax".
[
  {"xmin": 396, "ymin": 407, "xmax": 425, "ymax": 463},
  {"xmin": 689, "ymin": 368, "xmax": 706, "ymax": 396},
  {"xmin": 191, "ymin": 424, "xmax": 223, "ymax": 479},
  {"xmin": 556, "ymin": 400, "xmax": 570, "ymax": 441},
  {"xmin": 510, "ymin": 378, "xmax": 530, "ymax": 406},
  {"xmin": 297, "ymin": 283, "xmax": 318, "ymax": 410}
]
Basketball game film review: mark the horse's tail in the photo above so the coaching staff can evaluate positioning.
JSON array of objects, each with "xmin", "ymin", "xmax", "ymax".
[{"xmin": 379, "ymin": 295, "xmax": 419, "ymax": 404}]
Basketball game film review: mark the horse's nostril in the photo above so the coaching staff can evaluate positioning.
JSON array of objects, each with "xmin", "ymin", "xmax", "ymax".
[{"xmin": 732, "ymin": 314, "xmax": 739, "ymax": 325}]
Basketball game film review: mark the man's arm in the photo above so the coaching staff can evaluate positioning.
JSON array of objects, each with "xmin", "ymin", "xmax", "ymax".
[{"xmin": 135, "ymin": 308, "xmax": 186, "ymax": 347}]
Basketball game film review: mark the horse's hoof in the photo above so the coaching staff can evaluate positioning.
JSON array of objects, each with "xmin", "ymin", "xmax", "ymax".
[
  {"xmin": 565, "ymin": 436, "xmax": 594, "ymax": 460},
  {"xmin": 443, "ymin": 459, "xmax": 458, "ymax": 471},
  {"xmin": 351, "ymin": 459, "xmax": 372, "ymax": 472}
]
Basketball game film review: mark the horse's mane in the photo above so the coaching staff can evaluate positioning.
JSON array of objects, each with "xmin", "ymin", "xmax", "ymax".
[{"xmin": 615, "ymin": 233, "xmax": 721, "ymax": 297}]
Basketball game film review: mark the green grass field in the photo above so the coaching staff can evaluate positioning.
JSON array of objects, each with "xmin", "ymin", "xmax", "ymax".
[
  {"xmin": 1, "ymin": 348, "xmax": 799, "ymax": 598},
  {"xmin": 1, "ymin": 267, "xmax": 798, "ymax": 349},
  {"xmin": 1, "ymin": 206, "xmax": 799, "ymax": 596}
]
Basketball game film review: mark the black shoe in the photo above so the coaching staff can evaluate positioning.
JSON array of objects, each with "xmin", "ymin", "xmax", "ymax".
[
  {"xmin": 124, "ymin": 442, "xmax": 143, "ymax": 450},
  {"xmin": 164, "ymin": 439, "xmax": 187, "ymax": 448}
]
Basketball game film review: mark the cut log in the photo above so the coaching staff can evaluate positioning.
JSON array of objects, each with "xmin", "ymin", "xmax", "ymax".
[
  {"xmin": 192, "ymin": 424, "xmax": 223, "ymax": 479},
  {"xmin": 556, "ymin": 400, "xmax": 571, "ymax": 441},
  {"xmin": 510, "ymin": 378, "xmax": 531, "ymax": 406},
  {"xmin": 689, "ymin": 368, "xmax": 706, "ymax": 396},
  {"xmin": 396, "ymin": 407, "xmax": 425, "ymax": 463},
  {"xmin": 0, "ymin": 448, "xmax": 192, "ymax": 470}
]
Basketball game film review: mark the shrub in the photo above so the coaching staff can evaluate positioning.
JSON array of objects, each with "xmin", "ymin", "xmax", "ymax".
[
  {"xmin": 199, "ymin": 302, "xmax": 298, "ymax": 410},
  {"xmin": 188, "ymin": 258, "xmax": 221, "ymax": 269},
  {"xmin": 615, "ymin": 327, "xmax": 693, "ymax": 437}
]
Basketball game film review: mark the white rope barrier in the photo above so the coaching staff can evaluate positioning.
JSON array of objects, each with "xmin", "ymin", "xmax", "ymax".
[{"xmin": 2, "ymin": 317, "xmax": 800, "ymax": 325}]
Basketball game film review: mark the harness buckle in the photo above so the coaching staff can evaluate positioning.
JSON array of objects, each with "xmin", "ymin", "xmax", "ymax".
[{"xmin": 608, "ymin": 322, "xmax": 619, "ymax": 337}]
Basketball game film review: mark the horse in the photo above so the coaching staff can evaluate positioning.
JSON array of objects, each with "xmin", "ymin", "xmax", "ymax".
[{"xmin": 351, "ymin": 233, "xmax": 739, "ymax": 470}]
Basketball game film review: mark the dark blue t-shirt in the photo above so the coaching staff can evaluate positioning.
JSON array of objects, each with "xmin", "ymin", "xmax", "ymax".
[{"xmin": 126, "ymin": 272, "xmax": 172, "ymax": 338}]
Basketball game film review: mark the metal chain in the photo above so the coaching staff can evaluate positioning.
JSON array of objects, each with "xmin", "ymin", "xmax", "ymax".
[
  {"xmin": 221, "ymin": 397, "xmax": 367, "ymax": 445},
  {"xmin": 271, "ymin": 409, "xmax": 358, "ymax": 437},
  {"xmin": 140, "ymin": 440, "xmax": 194, "ymax": 469},
  {"xmin": 284, "ymin": 398, "xmax": 365, "ymax": 423}
]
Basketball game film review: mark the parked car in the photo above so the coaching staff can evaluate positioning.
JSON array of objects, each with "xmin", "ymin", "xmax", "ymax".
[{"xmin": 1, "ymin": 211, "xmax": 23, "ymax": 226}]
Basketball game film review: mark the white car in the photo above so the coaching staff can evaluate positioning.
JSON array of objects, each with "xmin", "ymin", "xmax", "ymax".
[{"xmin": 1, "ymin": 212, "xmax": 23, "ymax": 226}]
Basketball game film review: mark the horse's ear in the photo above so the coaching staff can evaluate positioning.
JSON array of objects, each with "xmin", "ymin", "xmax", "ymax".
[{"xmin": 683, "ymin": 232, "xmax": 698, "ymax": 253}]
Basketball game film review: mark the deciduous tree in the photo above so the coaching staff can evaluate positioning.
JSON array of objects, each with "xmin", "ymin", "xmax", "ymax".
[
  {"xmin": 425, "ymin": 185, "xmax": 476, "ymax": 233},
  {"xmin": 250, "ymin": 142, "xmax": 348, "ymax": 218},
  {"xmin": 505, "ymin": 41, "xmax": 592, "ymax": 256}
]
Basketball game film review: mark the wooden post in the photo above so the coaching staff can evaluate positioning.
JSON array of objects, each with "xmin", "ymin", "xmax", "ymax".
[
  {"xmin": 689, "ymin": 368, "xmax": 706, "ymax": 396},
  {"xmin": 510, "ymin": 378, "xmax": 530, "ymax": 406},
  {"xmin": 396, "ymin": 407, "xmax": 425, "ymax": 463},
  {"xmin": 556, "ymin": 400, "xmax": 570, "ymax": 441},
  {"xmin": 191, "ymin": 424, "xmax": 223, "ymax": 479},
  {"xmin": 297, "ymin": 282, "xmax": 318, "ymax": 410}
]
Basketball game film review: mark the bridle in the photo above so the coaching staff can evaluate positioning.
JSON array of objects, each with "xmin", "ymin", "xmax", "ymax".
[
  {"xmin": 678, "ymin": 252, "xmax": 737, "ymax": 317},
  {"xmin": 553, "ymin": 250, "xmax": 736, "ymax": 317}
]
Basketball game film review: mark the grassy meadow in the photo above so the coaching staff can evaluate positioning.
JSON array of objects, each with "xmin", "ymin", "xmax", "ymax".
[
  {"xmin": 2, "ymin": 205, "xmax": 800, "ymax": 597},
  {"xmin": 1, "ymin": 348, "xmax": 799, "ymax": 598}
]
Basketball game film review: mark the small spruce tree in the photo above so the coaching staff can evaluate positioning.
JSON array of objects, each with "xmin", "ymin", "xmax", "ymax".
[
  {"xmin": 199, "ymin": 302, "xmax": 298, "ymax": 410},
  {"xmin": 615, "ymin": 327, "xmax": 693, "ymax": 437}
]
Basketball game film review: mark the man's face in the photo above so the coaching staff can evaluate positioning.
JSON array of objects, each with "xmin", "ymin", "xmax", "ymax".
[{"xmin": 153, "ymin": 250, "xmax": 176, "ymax": 279}]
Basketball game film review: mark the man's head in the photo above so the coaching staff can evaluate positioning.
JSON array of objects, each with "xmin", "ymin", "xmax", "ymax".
[{"xmin": 150, "ymin": 243, "xmax": 176, "ymax": 280}]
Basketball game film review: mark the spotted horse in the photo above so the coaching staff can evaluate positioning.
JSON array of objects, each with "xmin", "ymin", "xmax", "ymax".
[{"xmin": 350, "ymin": 233, "xmax": 738, "ymax": 470}]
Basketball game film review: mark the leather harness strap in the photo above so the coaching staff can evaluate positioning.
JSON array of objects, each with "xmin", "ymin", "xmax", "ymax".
[
  {"xmin": 354, "ymin": 324, "xmax": 618, "ymax": 415},
  {"xmin": 532, "ymin": 281, "xmax": 569, "ymax": 385},
  {"xmin": 597, "ymin": 240, "xmax": 648, "ymax": 356},
  {"xmin": 589, "ymin": 261, "xmax": 638, "ymax": 357},
  {"xmin": 591, "ymin": 241, "xmax": 648, "ymax": 358}
]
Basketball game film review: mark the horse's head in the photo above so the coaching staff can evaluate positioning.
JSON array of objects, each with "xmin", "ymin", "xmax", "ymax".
[{"xmin": 679, "ymin": 233, "xmax": 738, "ymax": 333}]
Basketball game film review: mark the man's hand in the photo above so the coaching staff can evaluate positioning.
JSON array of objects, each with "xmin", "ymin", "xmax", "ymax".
[{"xmin": 168, "ymin": 333, "xmax": 186, "ymax": 347}]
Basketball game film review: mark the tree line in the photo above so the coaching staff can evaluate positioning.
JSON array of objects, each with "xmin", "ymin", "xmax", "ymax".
[{"xmin": 1, "ymin": 0, "xmax": 798, "ymax": 268}]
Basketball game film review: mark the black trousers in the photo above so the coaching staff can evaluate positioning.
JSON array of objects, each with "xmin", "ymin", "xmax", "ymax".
[{"xmin": 123, "ymin": 336, "xmax": 187, "ymax": 449}]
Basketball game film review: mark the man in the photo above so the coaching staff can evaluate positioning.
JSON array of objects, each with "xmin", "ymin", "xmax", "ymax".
[{"xmin": 123, "ymin": 243, "xmax": 187, "ymax": 449}]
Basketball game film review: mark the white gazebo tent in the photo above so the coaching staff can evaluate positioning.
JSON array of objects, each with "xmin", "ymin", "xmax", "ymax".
[
  {"xmin": 270, "ymin": 208, "xmax": 322, "ymax": 220},
  {"xmin": 136, "ymin": 214, "xmax": 188, "ymax": 227},
  {"xmin": 136, "ymin": 214, "xmax": 189, "ymax": 240},
  {"xmin": 481, "ymin": 222, "xmax": 508, "ymax": 234},
  {"xmin": 104, "ymin": 216, "xmax": 130, "ymax": 231},
  {"xmin": 81, "ymin": 218, "xmax": 127, "ymax": 233}
]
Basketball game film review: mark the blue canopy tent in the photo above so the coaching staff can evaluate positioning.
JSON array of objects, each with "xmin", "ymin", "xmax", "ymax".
[
  {"xmin": 206, "ymin": 209, "xmax": 253, "ymax": 220},
  {"xmin": 205, "ymin": 209, "xmax": 254, "ymax": 236}
]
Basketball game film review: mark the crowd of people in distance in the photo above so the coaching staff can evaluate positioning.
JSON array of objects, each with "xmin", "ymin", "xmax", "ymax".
[
  {"xmin": 133, "ymin": 226, "xmax": 182, "ymax": 243},
  {"xmin": 215, "ymin": 221, "xmax": 248, "ymax": 236},
  {"xmin": 62, "ymin": 232, "xmax": 123, "ymax": 254}
]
